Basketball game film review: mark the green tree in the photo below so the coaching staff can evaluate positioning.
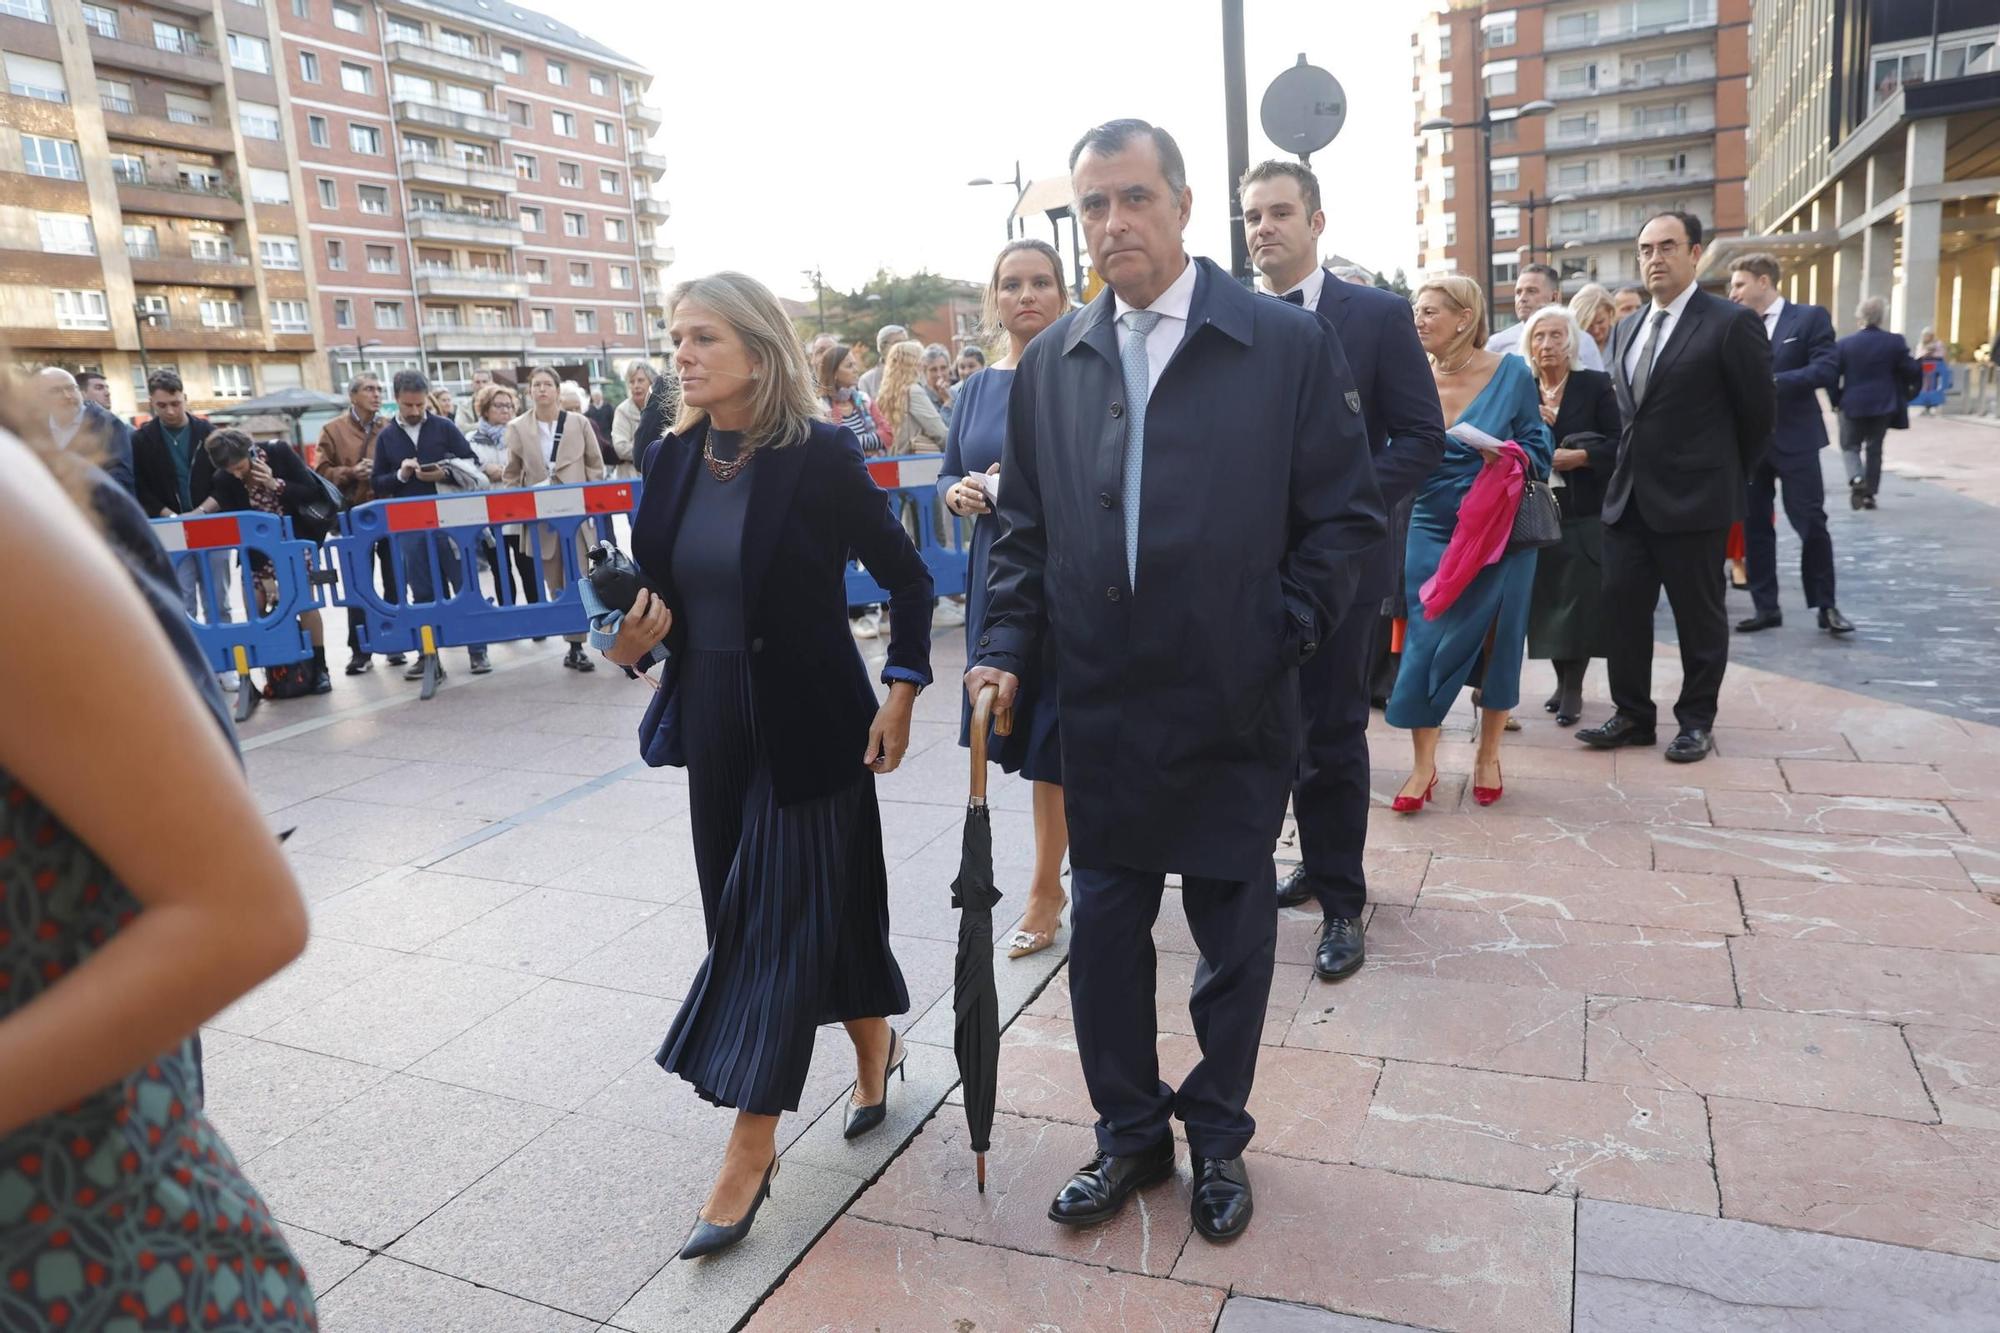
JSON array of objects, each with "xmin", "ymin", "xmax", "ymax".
[
  {"xmin": 1375, "ymin": 267, "xmax": 1413, "ymax": 300},
  {"xmin": 823, "ymin": 269, "xmax": 960, "ymax": 350}
]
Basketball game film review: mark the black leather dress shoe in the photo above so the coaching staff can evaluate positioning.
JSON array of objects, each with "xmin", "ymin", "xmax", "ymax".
[
  {"xmin": 1735, "ymin": 610, "xmax": 1783, "ymax": 633},
  {"xmin": 1189, "ymin": 1155, "xmax": 1253, "ymax": 1242},
  {"xmin": 1274, "ymin": 866, "xmax": 1313, "ymax": 908},
  {"xmin": 1665, "ymin": 729, "xmax": 1714, "ymax": 763},
  {"xmin": 1047, "ymin": 1138, "xmax": 1175, "ymax": 1228},
  {"xmin": 1577, "ymin": 715, "xmax": 1657, "ymax": 750},
  {"xmin": 344, "ymin": 653, "xmax": 372, "ymax": 676},
  {"xmin": 1819, "ymin": 606, "xmax": 1856, "ymax": 636},
  {"xmin": 1315, "ymin": 915, "xmax": 1365, "ymax": 981}
]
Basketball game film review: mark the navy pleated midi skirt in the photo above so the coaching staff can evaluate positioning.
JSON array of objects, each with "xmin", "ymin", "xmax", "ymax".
[{"xmin": 656, "ymin": 649, "xmax": 909, "ymax": 1115}]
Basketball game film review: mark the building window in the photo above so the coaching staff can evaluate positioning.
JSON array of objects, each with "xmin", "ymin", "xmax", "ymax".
[
  {"xmin": 588, "ymin": 71, "xmax": 608, "ymax": 96},
  {"xmin": 499, "ymin": 47, "xmax": 521, "ymax": 73},
  {"xmin": 260, "ymin": 236, "xmax": 301, "ymax": 269},
  {"xmin": 365, "ymin": 244, "xmax": 396, "ymax": 273},
  {"xmin": 610, "ymin": 264, "xmax": 631, "ymax": 289},
  {"xmin": 325, "ymin": 238, "xmax": 345, "ymax": 269},
  {"xmin": 568, "ymin": 260, "xmax": 591, "ymax": 285},
  {"xmin": 594, "ymin": 120, "xmax": 616, "ymax": 146},
  {"xmin": 340, "ymin": 62, "xmax": 371, "ymax": 94},
  {"xmin": 525, "ymin": 258, "xmax": 548, "ymax": 283},
  {"xmin": 514, "ymin": 153, "xmax": 538, "ymax": 180},
  {"xmin": 53, "ymin": 290, "xmax": 109, "ymax": 330},
  {"xmin": 270, "ymin": 299, "xmax": 309, "ymax": 333},
  {"xmin": 332, "ymin": 2, "xmax": 360, "ymax": 31},
  {"xmin": 436, "ymin": 28, "xmax": 476, "ymax": 56},
  {"xmin": 604, "ymin": 217, "xmax": 627, "ymax": 242},
  {"xmin": 199, "ymin": 299, "xmax": 244, "ymax": 328},
  {"xmin": 599, "ymin": 168, "xmax": 620, "ymax": 194},
  {"xmin": 546, "ymin": 58, "xmax": 567, "ymax": 86},
  {"xmin": 21, "ymin": 135, "xmax": 80, "ymax": 181},
  {"xmin": 615, "ymin": 310, "xmax": 637, "ymax": 335},
  {"xmin": 1490, "ymin": 156, "xmax": 1520, "ymax": 192},
  {"xmin": 1492, "ymin": 206, "xmax": 1521, "ymax": 239},
  {"xmin": 212, "ymin": 363, "xmax": 251, "ymax": 398},
  {"xmin": 508, "ymin": 100, "xmax": 531, "ymax": 127},
  {"xmin": 317, "ymin": 177, "xmax": 338, "ymax": 207},
  {"xmin": 96, "ymin": 77, "xmax": 132, "ymax": 112},
  {"xmin": 240, "ymin": 101, "xmax": 281, "ymax": 140},
  {"xmin": 1939, "ymin": 36, "xmax": 1998, "ymax": 81},
  {"xmin": 357, "ymin": 184, "xmax": 388, "ymax": 214},
  {"xmin": 373, "ymin": 300, "xmax": 405, "ymax": 329},
  {"xmin": 298, "ymin": 50, "xmax": 319, "ymax": 82},
  {"xmin": 307, "ymin": 114, "xmax": 330, "ymax": 147},
  {"xmin": 573, "ymin": 309, "xmax": 597, "ymax": 334},
  {"xmin": 38, "ymin": 214, "xmax": 96, "ymax": 256},
  {"xmin": 5, "ymin": 53, "xmax": 67, "ymax": 102},
  {"xmin": 558, "ymin": 161, "xmax": 581, "ymax": 187},
  {"xmin": 109, "ymin": 153, "xmax": 143, "ymax": 184},
  {"xmin": 349, "ymin": 123, "xmax": 382, "ymax": 154},
  {"xmin": 530, "ymin": 307, "xmax": 554, "ymax": 332},
  {"xmin": 552, "ymin": 110, "xmax": 575, "ymax": 137},
  {"xmin": 563, "ymin": 212, "xmax": 586, "ymax": 238},
  {"xmin": 122, "ymin": 225, "xmax": 158, "ymax": 257},
  {"xmin": 150, "ymin": 22, "xmax": 197, "ymax": 54},
  {"xmin": 249, "ymin": 168, "xmax": 291, "ymax": 203},
  {"xmin": 165, "ymin": 91, "xmax": 211, "ymax": 125},
  {"xmin": 383, "ymin": 14, "xmax": 422, "ymax": 41},
  {"xmin": 1554, "ymin": 11, "xmax": 1597, "ymax": 44},
  {"xmin": 333, "ymin": 298, "xmax": 353, "ymax": 328},
  {"xmin": 1481, "ymin": 13, "xmax": 1515, "ymax": 49},
  {"xmin": 226, "ymin": 34, "xmax": 270, "ymax": 73},
  {"xmin": 80, "ymin": 4, "xmax": 117, "ymax": 37},
  {"xmin": 519, "ymin": 206, "xmax": 542, "ymax": 232},
  {"xmin": 188, "ymin": 231, "xmax": 233, "ymax": 261},
  {"xmin": 1483, "ymin": 59, "xmax": 1517, "ymax": 98},
  {"xmin": 290, "ymin": 0, "xmax": 309, "ymax": 17}
]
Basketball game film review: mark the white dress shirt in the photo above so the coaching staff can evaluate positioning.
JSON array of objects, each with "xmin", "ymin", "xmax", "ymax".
[
  {"xmin": 1623, "ymin": 280, "xmax": 1699, "ymax": 384},
  {"xmin": 1761, "ymin": 295, "xmax": 1787, "ymax": 341},
  {"xmin": 1113, "ymin": 256, "xmax": 1198, "ymax": 400},
  {"xmin": 396, "ymin": 414, "xmax": 426, "ymax": 451},
  {"xmin": 1261, "ymin": 264, "xmax": 1326, "ymax": 312},
  {"xmin": 1493, "ymin": 315, "xmax": 1606, "ymax": 370}
]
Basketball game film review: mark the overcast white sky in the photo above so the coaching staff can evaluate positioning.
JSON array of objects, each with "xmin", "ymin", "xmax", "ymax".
[{"xmin": 562, "ymin": 0, "xmax": 1434, "ymax": 299}]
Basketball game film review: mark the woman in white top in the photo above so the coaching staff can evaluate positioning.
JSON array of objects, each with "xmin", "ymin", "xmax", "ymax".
[{"xmin": 503, "ymin": 365, "xmax": 606, "ymax": 670}]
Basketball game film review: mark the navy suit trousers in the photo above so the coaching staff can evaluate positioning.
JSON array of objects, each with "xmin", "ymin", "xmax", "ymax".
[
  {"xmin": 1289, "ymin": 599, "xmax": 1381, "ymax": 919},
  {"xmin": 1744, "ymin": 451, "xmax": 1836, "ymax": 615},
  {"xmin": 1067, "ymin": 861, "xmax": 1276, "ymax": 1160}
]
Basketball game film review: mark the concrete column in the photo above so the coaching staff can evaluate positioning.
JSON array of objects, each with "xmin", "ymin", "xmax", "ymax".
[
  {"xmin": 1833, "ymin": 240, "xmax": 1863, "ymax": 330},
  {"xmin": 1898, "ymin": 120, "xmax": 1948, "ymax": 340},
  {"xmin": 1861, "ymin": 222, "xmax": 1896, "ymax": 313}
]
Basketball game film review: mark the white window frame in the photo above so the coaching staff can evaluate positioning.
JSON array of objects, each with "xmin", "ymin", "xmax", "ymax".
[
  {"xmin": 38, "ymin": 213, "xmax": 96, "ymax": 256},
  {"xmin": 21, "ymin": 134, "xmax": 80, "ymax": 181},
  {"xmin": 54, "ymin": 289, "xmax": 110, "ymax": 330}
]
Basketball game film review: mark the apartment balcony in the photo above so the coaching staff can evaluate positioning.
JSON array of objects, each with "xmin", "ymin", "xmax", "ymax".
[
  {"xmin": 634, "ymin": 195, "xmax": 670, "ymax": 223},
  {"xmin": 642, "ymin": 282, "xmax": 667, "ymax": 311},
  {"xmin": 1547, "ymin": 116, "xmax": 1718, "ymax": 152},
  {"xmin": 407, "ymin": 207, "xmax": 522, "ymax": 247},
  {"xmin": 384, "ymin": 37, "xmax": 503, "ymax": 84},
  {"xmin": 143, "ymin": 314, "xmax": 266, "ymax": 351},
  {"xmin": 129, "ymin": 254, "xmax": 258, "ymax": 287},
  {"xmin": 102, "ymin": 107, "xmax": 232, "ymax": 153},
  {"xmin": 625, "ymin": 96, "xmax": 662, "ymax": 132},
  {"xmin": 629, "ymin": 148, "xmax": 667, "ymax": 178},
  {"xmin": 640, "ymin": 239, "xmax": 674, "ymax": 268},
  {"xmin": 114, "ymin": 174, "xmax": 245, "ymax": 222},
  {"xmin": 393, "ymin": 98, "xmax": 507, "ymax": 141},
  {"xmin": 414, "ymin": 264, "xmax": 527, "ymax": 300},
  {"xmin": 1555, "ymin": 168, "xmax": 1717, "ymax": 203},
  {"xmin": 1544, "ymin": 5, "xmax": 1718, "ymax": 53},
  {"xmin": 1549, "ymin": 64, "xmax": 1719, "ymax": 103},
  {"xmin": 146, "ymin": 0, "xmax": 221, "ymax": 15},
  {"xmin": 421, "ymin": 324, "xmax": 530, "ymax": 353},
  {"xmin": 88, "ymin": 30, "xmax": 224, "ymax": 83},
  {"xmin": 399, "ymin": 151, "xmax": 513, "ymax": 195}
]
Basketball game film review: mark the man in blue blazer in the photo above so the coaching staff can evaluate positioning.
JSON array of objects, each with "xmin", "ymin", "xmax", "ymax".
[
  {"xmin": 1725, "ymin": 255, "xmax": 1853, "ymax": 635},
  {"xmin": 1833, "ymin": 298, "xmax": 1921, "ymax": 509},
  {"xmin": 967, "ymin": 120, "xmax": 1385, "ymax": 1244},
  {"xmin": 372, "ymin": 369, "xmax": 489, "ymax": 677},
  {"xmin": 1241, "ymin": 160, "xmax": 1447, "ymax": 981}
]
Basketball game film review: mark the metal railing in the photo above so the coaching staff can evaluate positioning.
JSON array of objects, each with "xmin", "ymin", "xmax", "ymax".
[
  {"xmin": 1548, "ymin": 115, "xmax": 1718, "ymax": 150},
  {"xmin": 8, "ymin": 82, "xmax": 67, "ymax": 104},
  {"xmin": 153, "ymin": 32, "xmax": 216, "ymax": 59},
  {"xmin": 1545, "ymin": 6, "xmax": 1718, "ymax": 52},
  {"xmin": 100, "ymin": 93, "xmax": 135, "ymax": 113},
  {"xmin": 167, "ymin": 107, "xmax": 214, "ymax": 125},
  {"xmin": 114, "ymin": 170, "xmax": 242, "ymax": 201},
  {"xmin": 414, "ymin": 262, "xmax": 521, "ymax": 282},
  {"xmin": 0, "ymin": 0, "xmax": 50, "ymax": 21}
]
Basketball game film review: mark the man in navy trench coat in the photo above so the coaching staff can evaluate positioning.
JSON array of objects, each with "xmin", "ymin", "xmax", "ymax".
[{"xmin": 965, "ymin": 119, "xmax": 1385, "ymax": 1245}]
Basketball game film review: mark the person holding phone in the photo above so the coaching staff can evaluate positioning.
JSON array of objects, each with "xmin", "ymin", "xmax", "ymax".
[{"xmin": 371, "ymin": 369, "xmax": 489, "ymax": 677}]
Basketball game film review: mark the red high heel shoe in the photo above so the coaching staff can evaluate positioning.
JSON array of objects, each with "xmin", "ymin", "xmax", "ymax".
[
  {"xmin": 1473, "ymin": 761, "xmax": 1504, "ymax": 807},
  {"xmin": 1392, "ymin": 771, "xmax": 1439, "ymax": 814}
]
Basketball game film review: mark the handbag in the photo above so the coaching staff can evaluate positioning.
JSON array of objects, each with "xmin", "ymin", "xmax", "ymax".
[
  {"xmin": 291, "ymin": 452, "xmax": 345, "ymax": 541},
  {"xmin": 1506, "ymin": 470, "xmax": 1562, "ymax": 554}
]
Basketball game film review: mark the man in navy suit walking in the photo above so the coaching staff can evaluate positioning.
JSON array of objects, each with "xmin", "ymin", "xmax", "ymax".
[
  {"xmin": 1240, "ymin": 160, "xmax": 1446, "ymax": 981},
  {"xmin": 1725, "ymin": 254, "xmax": 1854, "ymax": 636}
]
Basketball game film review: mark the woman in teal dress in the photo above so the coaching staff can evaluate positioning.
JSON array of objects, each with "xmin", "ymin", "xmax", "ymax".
[{"xmin": 1388, "ymin": 275, "xmax": 1553, "ymax": 811}]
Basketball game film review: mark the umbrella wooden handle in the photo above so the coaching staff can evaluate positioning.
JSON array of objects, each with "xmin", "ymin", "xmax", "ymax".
[{"xmin": 969, "ymin": 684, "xmax": 1014, "ymax": 802}]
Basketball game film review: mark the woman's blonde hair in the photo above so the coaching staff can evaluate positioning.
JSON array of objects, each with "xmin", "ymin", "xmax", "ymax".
[
  {"xmin": 427, "ymin": 387, "xmax": 454, "ymax": 416},
  {"xmin": 667, "ymin": 271, "xmax": 819, "ymax": 449},
  {"xmin": 981, "ymin": 238, "xmax": 1070, "ymax": 355},
  {"xmin": 1412, "ymin": 274, "xmax": 1487, "ymax": 366},
  {"xmin": 1522, "ymin": 303, "xmax": 1586, "ymax": 376},
  {"xmin": 473, "ymin": 382, "xmax": 516, "ymax": 420},
  {"xmin": 876, "ymin": 340, "xmax": 926, "ymax": 440},
  {"xmin": 1568, "ymin": 283, "xmax": 1616, "ymax": 340}
]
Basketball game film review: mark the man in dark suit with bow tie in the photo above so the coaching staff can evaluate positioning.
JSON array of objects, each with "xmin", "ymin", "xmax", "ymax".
[
  {"xmin": 1240, "ymin": 160, "xmax": 1446, "ymax": 982},
  {"xmin": 1579, "ymin": 212, "xmax": 1774, "ymax": 763},
  {"xmin": 1725, "ymin": 253, "xmax": 1853, "ymax": 637}
]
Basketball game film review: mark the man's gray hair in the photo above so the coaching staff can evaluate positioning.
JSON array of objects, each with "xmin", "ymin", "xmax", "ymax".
[
  {"xmin": 347, "ymin": 371, "xmax": 382, "ymax": 395},
  {"xmin": 626, "ymin": 361, "xmax": 657, "ymax": 386},
  {"xmin": 921, "ymin": 343, "xmax": 951, "ymax": 365},
  {"xmin": 875, "ymin": 324, "xmax": 908, "ymax": 354},
  {"xmin": 1858, "ymin": 295, "xmax": 1888, "ymax": 328},
  {"xmin": 1330, "ymin": 265, "xmax": 1375, "ymax": 285},
  {"xmin": 1069, "ymin": 118, "xmax": 1189, "ymax": 197},
  {"xmin": 391, "ymin": 369, "xmax": 430, "ymax": 398}
]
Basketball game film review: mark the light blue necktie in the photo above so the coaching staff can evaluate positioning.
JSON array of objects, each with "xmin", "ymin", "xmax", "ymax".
[{"xmin": 1119, "ymin": 310, "xmax": 1162, "ymax": 588}]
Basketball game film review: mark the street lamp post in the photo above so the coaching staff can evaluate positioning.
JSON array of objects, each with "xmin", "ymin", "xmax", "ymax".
[
  {"xmin": 1420, "ymin": 91, "xmax": 1556, "ymax": 330},
  {"xmin": 1521, "ymin": 190, "xmax": 1577, "ymax": 264},
  {"xmin": 966, "ymin": 161, "xmax": 1027, "ymax": 240}
]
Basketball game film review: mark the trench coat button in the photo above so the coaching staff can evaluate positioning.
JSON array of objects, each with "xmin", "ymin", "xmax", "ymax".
[
  {"xmin": 1110, "ymin": 402, "xmax": 1124, "ymax": 419},
  {"xmin": 1302, "ymin": 641, "xmax": 1317, "ymax": 656},
  {"xmin": 1098, "ymin": 493, "xmax": 1114, "ymax": 509},
  {"xmin": 1106, "ymin": 587, "xmax": 1121, "ymax": 602},
  {"xmin": 978, "ymin": 635, "xmax": 991, "ymax": 647},
  {"xmin": 750, "ymin": 637, "xmax": 765, "ymax": 653}
]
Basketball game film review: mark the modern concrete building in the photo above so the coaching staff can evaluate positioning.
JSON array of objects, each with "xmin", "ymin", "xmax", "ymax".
[
  {"xmin": 0, "ymin": 0, "xmax": 668, "ymax": 414},
  {"xmin": 1714, "ymin": 0, "xmax": 1997, "ymax": 367},
  {"xmin": 1413, "ymin": 0, "xmax": 1750, "ymax": 325}
]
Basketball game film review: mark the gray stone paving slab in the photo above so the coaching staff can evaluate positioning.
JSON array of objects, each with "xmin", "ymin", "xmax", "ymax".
[
  {"xmin": 887, "ymin": 930, "xmax": 965, "ymax": 1036},
  {"xmin": 315, "ymin": 1255, "xmax": 598, "ymax": 1332},
  {"xmin": 209, "ymin": 935, "xmax": 403, "ymax": 1036},
  {"xmin": 259, "ymin": 952, "xmax": 543, "ymax": 1070},
  {"xmin": 252, "ymin": 1074, "xmax": 561, "ymax": 1249},
  {"xmin": 282, "ymin": 851, "xmax": 395, "ymax": 903},
  {"xmin": 1216, "ymin": 1296, "xmax": 1438, "ymax": 1332},
  {"xmin": 423, "ymin": 885, "xmax": 663, "ymax": 976},
  {"xmin": 427, "ymin": 822, "xmax": 622, "ymax": 885},
  {"xmin": 906, "ymin": 931, "xmax": 1069, "ymax": 1049},
  {"xmin": 280, "ymin": 796, "xmax": 501, "ymax": 866},
  {"xmin": 411, "ymin": 979, "xmax": 675, "ymax": 1111},
  {"xmin": 417, "ymin": 766, "xmax": 604, "ymax": 822},
  {"xmin": 606, "ymin": 1162, "xmax": 863, "ymax": 1333},
  {"xmin": 388, "ymin": 1113, "xmax": 703, "ymax": 1323},
  {"xmin": 1573, "ymin": 1198, "xmax": 2000, "ymax": 1331},
  {"xmin": 577, "ymin": 1024, "xmax": 852, "ymax": 1156},
  {"xmin": 534, "ymin": 776, "xmax": 689, "ymax": 831},
  {"xmin": 544, "ymin": 823, "xmax": 702, "ymax": 905},
  {"xmin": 281, "ymin": 1223, "xmax": 372, "ymax": 1299},
  {"xmin": 558, "ymin": 904, "xmax": 712, "ymax": 998},
  {"xmin": 200, "ymin": 1035, "xmax": 393, "ymax": 1163},
  {"xmin": 320, "ymin": 759, "xmax": 500, "ymax": 806},
  {"xmin": 779, "ymin": 1038, "xmax": 959, "ymax": 1181},
  {"xmin": 309, "ymin": 866, "xmax": 532, "ymax": 952}
]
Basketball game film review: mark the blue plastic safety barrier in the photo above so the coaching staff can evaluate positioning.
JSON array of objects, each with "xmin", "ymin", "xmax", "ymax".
[
  {"xmin": 845, "ymin": 454, "xmax": 969, "ymax": 605},
  {"xmin": 1914, "ymin": 357, "xmax": 1952, "ymax": 408},
  {"xmin": 150, "ymin": 511, "xmax": 323, "ymax": 720},
  {"xmin": 324, "ymin": 479, "xmax": 638, "ymax": 697}
]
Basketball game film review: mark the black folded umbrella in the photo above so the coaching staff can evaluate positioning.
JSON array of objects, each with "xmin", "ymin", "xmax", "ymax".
[{"xmin": 951, "ymin": 685, "xmax": 1012, "ymax": 1192}]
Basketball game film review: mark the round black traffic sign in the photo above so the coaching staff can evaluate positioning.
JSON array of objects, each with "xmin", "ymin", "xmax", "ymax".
[{"xmin": 1260, "ymin": 56, "xmax": 1346, "ymax": 157}]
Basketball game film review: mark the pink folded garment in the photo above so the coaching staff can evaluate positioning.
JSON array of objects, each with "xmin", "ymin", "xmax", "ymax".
[{"xmin": 1419, "ymin": 441, "xmax": 1528, "ymax": 620}]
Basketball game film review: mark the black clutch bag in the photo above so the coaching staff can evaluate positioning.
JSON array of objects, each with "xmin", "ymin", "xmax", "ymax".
[{"xmin": 585, "ymin": 540, "xmax": 655, "ymax": 614}]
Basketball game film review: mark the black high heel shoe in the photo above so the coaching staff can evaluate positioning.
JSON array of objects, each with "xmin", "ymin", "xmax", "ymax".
[
  {"xmin": 842, "ymin": 1031, "xmax": 907, "ymax": 1140},
  {"xmin": 678, "ymin": 1157, "xmax": 778, "ymax": 1260}
]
